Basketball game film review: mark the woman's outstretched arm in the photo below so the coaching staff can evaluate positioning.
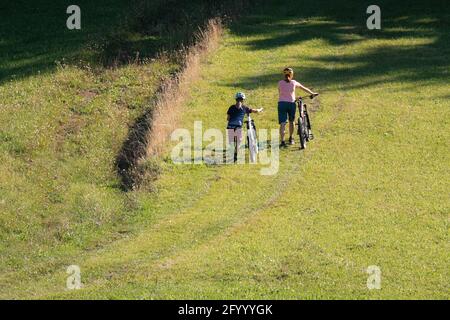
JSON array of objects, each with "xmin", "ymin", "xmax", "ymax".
[{"xmin": 295, "ymin": 82, "xmax": 318, "ymax": 95}]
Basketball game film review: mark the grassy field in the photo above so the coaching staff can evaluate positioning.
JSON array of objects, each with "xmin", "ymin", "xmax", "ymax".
[
  {"xmin": 1, "ymin": 0, "xmax": 449, "ymax": 299},
  {"xmin": 0, "ymin": 0, "xmax": 180, "ymax": 290}
]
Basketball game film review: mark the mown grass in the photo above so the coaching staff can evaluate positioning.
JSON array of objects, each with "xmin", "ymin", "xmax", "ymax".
[{"xmin": 1, "ymin": 0, "xmax": 449, "ymax": 299}]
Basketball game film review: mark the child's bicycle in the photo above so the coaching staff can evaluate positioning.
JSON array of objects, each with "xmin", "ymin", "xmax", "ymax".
[
  {"xmin": 296, "ymin": 94, "xmax": 318, "ymax": 149},
  {"xmin": 245, "ymin": 113, "xmax": 259, "ymax": 163}
]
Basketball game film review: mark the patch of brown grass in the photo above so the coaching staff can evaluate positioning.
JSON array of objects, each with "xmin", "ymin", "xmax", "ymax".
[
  {"xmin": 116, "ymin": 18, "xmax": 223, "ymax": 190},
  {"xmin": 147, "ymin": 18, "xmax": 223, "ymax": 155}
]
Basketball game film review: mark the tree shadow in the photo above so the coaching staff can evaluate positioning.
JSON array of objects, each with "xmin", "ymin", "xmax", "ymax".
[
  {"xmin": 0, "ymin": 0, "xmax": 256, "ymax": 86},
  {"xmin": 226, "ymin": 0, "xmax": 449, "ymax": 92},
  {"xmin": 0, "ymin": 0, "xmax": 136, "ymax": 84}
]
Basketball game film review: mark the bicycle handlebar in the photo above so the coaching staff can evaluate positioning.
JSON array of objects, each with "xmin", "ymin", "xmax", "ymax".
[{"xmin": 297, "ymin": 93, "xmax": 319, "ymax": 100}]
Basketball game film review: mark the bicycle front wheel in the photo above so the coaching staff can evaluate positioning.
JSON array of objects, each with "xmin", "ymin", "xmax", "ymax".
[
  {"xmin": 248, "ymin": 129, "xmax": 258, "ymax": 163},
  {"xmin": 298, "ymin": 117, "xmax": 307, "ymax": 149}
]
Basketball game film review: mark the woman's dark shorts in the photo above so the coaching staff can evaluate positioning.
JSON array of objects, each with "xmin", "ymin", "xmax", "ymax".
[{"xmin": 278, "ymin": 101, "xmax": 296, "ymax": 124}]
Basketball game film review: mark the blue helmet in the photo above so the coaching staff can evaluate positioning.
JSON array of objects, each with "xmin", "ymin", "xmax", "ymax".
[{"xmin": 235, "ymin": 92, "xmax": 246, "ymax": 100}]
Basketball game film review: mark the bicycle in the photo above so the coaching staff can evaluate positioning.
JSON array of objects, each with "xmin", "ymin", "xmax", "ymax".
[
  {"xmin": 296, "ymin": 94, "xmax": 318, "ymax": 149},
  {"xmin": 245, "ymin": 112, "xmax": 259, "ymax": 163}
]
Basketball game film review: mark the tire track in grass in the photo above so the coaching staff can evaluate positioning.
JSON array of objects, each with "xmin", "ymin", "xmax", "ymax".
[
  {"xmin": 150, "ymin": 99, "xmax": 354, "ymax": 275},
  {"xmin": 0, "ymin": 164, "xmax": 222, "ymax": 299}
]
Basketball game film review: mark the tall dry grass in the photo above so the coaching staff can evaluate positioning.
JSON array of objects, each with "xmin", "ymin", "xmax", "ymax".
[
  {"xmin": 116, "ymin": 18, "xmax": 223, "ymax": 190},
  {"xmin": 148, "ymin": 18, "xmax": 223, "ymax": 155}
]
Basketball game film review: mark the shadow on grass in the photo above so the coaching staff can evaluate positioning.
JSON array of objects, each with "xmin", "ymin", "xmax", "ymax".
[
  {"xmin": 226, "ymin": 0, "xmax": 449, "ymax": 91},
  {"xmin": 0, "ymin": 0, "xmax": 254, "ymax": 85},
  {"xmin": 0, "ymin": 0, "xmax": 135, "ymax": 84}
]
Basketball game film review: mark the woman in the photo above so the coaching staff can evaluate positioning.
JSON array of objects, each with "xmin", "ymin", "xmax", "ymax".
[{"xmin": 278, "ymin": 67, "xmax": 318, "ymax": 147}]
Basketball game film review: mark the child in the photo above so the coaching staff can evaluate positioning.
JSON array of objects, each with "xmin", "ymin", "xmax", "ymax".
[{"xmin": 227, "ymin": 92, "xmax": 263, "ymax": 162}]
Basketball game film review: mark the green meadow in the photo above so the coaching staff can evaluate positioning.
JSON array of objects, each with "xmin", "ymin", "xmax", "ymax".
[{"xmin": 0, "ymin": 0, "xmax": 448, "ymax": 299}]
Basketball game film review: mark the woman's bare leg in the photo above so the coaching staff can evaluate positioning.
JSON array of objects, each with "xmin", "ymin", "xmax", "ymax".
[
  {"xmin": 280, "ymin": 122, "xmax": 286, "ymax": 142},
  {"xmin": 289, "ymin": 120, "xmax": 295, "ymax": 140}
]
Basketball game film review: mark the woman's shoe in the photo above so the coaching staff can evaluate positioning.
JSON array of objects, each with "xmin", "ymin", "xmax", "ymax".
[{"xmin": 288, "ymin": 137, "xmax": 295, "ymax": 145}]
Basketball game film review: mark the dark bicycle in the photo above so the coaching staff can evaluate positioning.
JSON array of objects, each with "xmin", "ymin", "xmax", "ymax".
[{"xmin": 296, "ymin": 94, "xmax": 318, "ymax": 149}]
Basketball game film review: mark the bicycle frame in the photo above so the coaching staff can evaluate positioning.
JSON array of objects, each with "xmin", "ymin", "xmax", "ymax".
[
  {"xmin": 297, "ymin": 95, "xmax": 315, "ymax": 115},
  {"xmin": 246, "ymin": 113, "xmax": 258, "ymax": 163},
  {"xmin": 297, "ymin": 97, "xmax": 306, "ymax": 117}
]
